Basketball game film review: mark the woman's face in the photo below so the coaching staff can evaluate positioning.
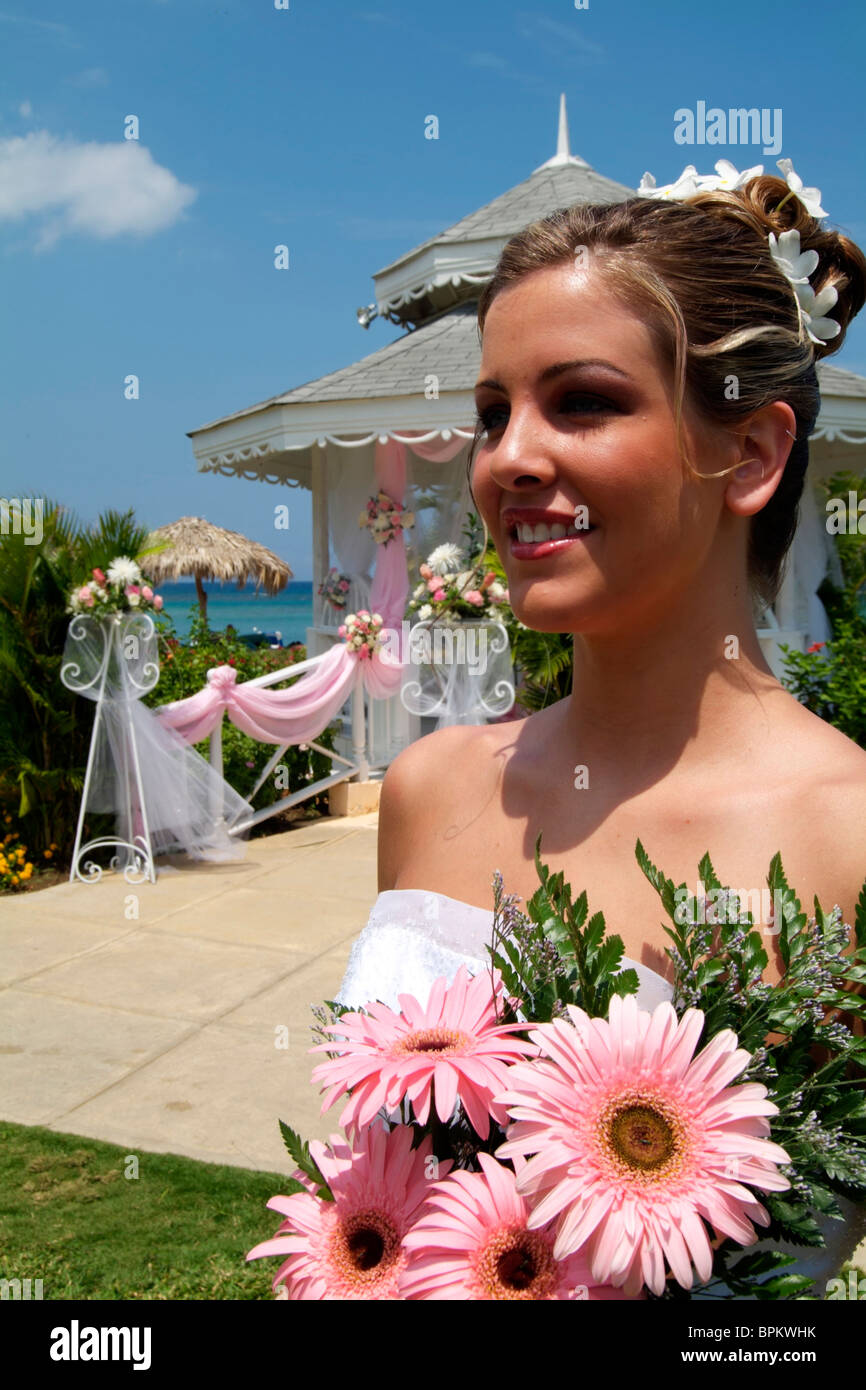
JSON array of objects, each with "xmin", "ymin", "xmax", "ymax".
[{"xmin": 471, "ymin": 261, "xmax": 735, "ymax": 637}]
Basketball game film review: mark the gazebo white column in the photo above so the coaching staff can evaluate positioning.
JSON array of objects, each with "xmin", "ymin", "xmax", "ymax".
[{"xmin": 310, "ymin": 440, "xmax": 330, "ymax": 628}]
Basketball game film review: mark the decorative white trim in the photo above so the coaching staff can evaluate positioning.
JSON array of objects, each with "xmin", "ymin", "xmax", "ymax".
[
  {"xmin": 810, "ymin": 425, "xmax": 866, "ymax": 444},
  {"xmin": 196, "ymin": 422, "xmax": 476, "ymax": 481},
  {"xmin": 377, "ymin": 269, "xmax": 495, "ymax": 317}
]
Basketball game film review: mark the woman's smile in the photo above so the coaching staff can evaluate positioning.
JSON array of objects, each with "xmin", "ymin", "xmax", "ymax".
[{"xmin": 502, "ymin": 503, "xmax": 599, "ymax": 559}]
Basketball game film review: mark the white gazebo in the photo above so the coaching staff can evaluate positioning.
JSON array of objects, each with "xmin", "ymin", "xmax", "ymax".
[{"xmin": 187, "ymin": 95, "xmax": 866, "ymax": 769}]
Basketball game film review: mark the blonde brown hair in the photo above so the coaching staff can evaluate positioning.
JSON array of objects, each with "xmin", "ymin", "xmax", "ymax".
[{"xmin": 468, "ymin": 175, "xmax": 866, "ymax": 606}]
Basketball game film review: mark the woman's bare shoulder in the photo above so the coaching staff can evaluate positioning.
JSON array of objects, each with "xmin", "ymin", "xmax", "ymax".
[
  {"xmin": 376, "ymin": 722, "xmax": 514, "ymax": 891},
  {"xmin": 777, "ymin": 704, "xmax": 866, "ymax": 912}
]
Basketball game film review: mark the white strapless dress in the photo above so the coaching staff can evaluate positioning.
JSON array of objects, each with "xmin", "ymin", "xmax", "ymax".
[{"xmin": 337, "ymin": 888, "xmax": 866, "ymax": 1298}]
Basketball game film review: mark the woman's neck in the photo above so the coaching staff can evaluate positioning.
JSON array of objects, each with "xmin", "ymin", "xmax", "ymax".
[{"xmin": 562, "ymin": 588, "xmax": 783, "ymax": 778}]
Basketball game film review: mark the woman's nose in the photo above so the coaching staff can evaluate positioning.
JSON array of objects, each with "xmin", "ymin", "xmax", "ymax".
[{"xmin": 486, "ymin": 405, "xmax": 559, "ymax": 488}]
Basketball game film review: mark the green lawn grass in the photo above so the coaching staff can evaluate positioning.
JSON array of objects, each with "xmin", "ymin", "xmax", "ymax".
[{"xmin": 0, "ymin": 1120, "xmax": 288, "ymax": 1300}]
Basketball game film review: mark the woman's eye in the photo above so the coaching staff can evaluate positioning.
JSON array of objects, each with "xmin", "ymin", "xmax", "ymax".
[{"xmin": 474, "ymin": 394, "xmax": 615, "ymax": 433}]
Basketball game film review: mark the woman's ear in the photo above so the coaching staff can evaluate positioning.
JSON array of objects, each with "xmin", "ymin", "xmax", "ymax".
[{"xmin": 724, "ymin": 401, "xmax": 797, "ymax": 518}]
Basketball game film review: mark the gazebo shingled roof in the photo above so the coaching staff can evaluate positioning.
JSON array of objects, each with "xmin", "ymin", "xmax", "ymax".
[{"xmin": 187, "ymin": 93, "xmax": 866, "ymax": 493}]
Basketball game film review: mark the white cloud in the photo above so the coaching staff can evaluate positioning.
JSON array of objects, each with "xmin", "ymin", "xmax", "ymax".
[
  {"xmin": 68, "ymin": 67, "xmax": 109, "ymax": 89},
  {"xmin": 0, "ymin": 130, "xmax": 197, "ymax": 251},
  {"xmin": 18, "ymin": 100, "xmax": 32, "ymax": 117}
]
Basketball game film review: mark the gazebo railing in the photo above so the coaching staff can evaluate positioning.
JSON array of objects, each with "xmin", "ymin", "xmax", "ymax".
[{"xmin": 199, "ymin": 646, "xmax": 370, "ymax": 836}]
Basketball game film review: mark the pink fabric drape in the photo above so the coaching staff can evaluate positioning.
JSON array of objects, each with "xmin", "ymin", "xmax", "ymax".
[
  {"xmin": 158, "ymin": 431, "xmax": 470, "ymax": 746},
  {"xmin": 157, "ymin": 642, "xmax": 357, "ymax": 746}
]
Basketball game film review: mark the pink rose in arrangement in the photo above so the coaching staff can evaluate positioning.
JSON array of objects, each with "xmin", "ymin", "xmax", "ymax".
[
  {"xmin": 247, "ymin": 1124, "xmax": 446, "ymax": 1300},
  {"xmin": 141, "ymin": 584, "xmax": 153, "ymax": 601},
  {"xmin": 495, "ymin": 994, "xmax": 791, "ymax": 1297},
  {"xmin": 432, "ymin": 588, "xmax": 446, "ymax": 602},
  {"xmin": 92, "ymin": 568, "xmax": 106, "ymax": 586},
  {"xmin": 400, "ymin": 1151, "xmax": 637, "ymax": 1301},
  {"xmin": 153, "ymin": 595, "xmax": 163, "ymax": 611},
  {"xmin": 125, "ymin": 585, "xmax": 140, "ymax": 596},
  {"xmin": 419, "ymin": 563, "xmax": 432, "ymax": 580},
  {"xmin": 337, "ymin": 625, "xmax": 347, "ymax": 637},
  {"xmin": 426, "ymin": 576, "xmax": 444, "ymax": 593},
  {"xmin": 310, "ymin": 965, "xmax": 534, "ymax": 1138},
  {"xmin": 480, "ymin": 570, "xmax": 496, "ymax": 590},
  {"xmin": 77, "ymin": 585, "xmax": 94, "ymax": 607},
  {"xmin": 464, "ymin": 590, "xmax": 484, "ymax": 606}
]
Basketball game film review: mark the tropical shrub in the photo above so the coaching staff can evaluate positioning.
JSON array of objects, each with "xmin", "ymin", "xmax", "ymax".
[
  {"xmin": 0, "ymin": 505, "xmax": 154, "ymax": 866},
  {"xmin": 780, "ymin": 471, "xmax": 866, "ymax": 748}
]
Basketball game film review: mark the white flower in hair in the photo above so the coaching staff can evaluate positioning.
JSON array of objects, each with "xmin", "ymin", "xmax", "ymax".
[
  {"xmin": 798, "ymin": 282, "xmax": 841, "ymax": 344},
  {"xmin": 767, "ymin": 228, "xmax": 839, "ymax": 343},
  {"xmin": 776, "ymin": 159, "xmax": 827, "ymax": 219},
  {"xmin": 768, "ymin": 229, "xmax": 819, "ymax": 286},
  {"xmin": 637, "ymin": 165, "xmax": 701, "ymax": 200},
  {"xmin": 696, "ymin": 158, "xmax": 765, "ymax": 192}
]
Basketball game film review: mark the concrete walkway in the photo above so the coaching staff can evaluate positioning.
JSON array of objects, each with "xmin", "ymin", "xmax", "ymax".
[{"xmin": 0, "ymin": 813, "xmax": 379, "ymax": 1175}]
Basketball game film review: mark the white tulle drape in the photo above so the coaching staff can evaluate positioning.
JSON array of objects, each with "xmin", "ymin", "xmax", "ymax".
[
  {"xmin": 325, "ymin": 443, "xmax": 376, "ymax": 622},
  {"xmin": 62, "ymin": 613, "xmax": 252, "ymax": 866},
  {"xmin": 401, "ymin": 435, "xmax": 516, "ymax": 729},
  {"xmin": 794, "ymin": 479, "xmax": 834, "ymax": 646},
  {"xmin": 400, "ymin": 620, "xmax": 516, "ymax": 728},
  {"xmin": 404, "ymin": 439, "xmax": 477, "ymax": 573}
]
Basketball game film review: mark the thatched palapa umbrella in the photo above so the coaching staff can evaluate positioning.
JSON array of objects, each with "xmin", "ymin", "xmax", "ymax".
[{"xmin": 144, "ymin": 516, "xmax": 292, "ymax": 623}]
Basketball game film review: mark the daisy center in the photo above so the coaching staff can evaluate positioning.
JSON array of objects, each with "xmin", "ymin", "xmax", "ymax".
[
  {"xmin": 610, "ymin": 1105, "xmax": 675, "ymax": 1169},
  {"xmin": 330, "ymin": 1208, "xmax": 401, "ymax": 1288},
  {"xmin": 597, "ymin": 1091, "xmax": 686, "ymax": 1180},
  {"xmin": 397, "ymin": 1027, "xmax": 472, "ymax": 1055},
  {"xmin": 475, "ymin": 1226, "xmax": 558, "ymax": 1300}
]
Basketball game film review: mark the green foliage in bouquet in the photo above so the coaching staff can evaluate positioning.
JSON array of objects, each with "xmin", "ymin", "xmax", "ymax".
[
  {"xmin": 488, "ymin": 833, "xmax": 866, "ymax": 1299},
  {"xmin": 488, "ymin": 831, "xmax": 639, "ymax": 1024},
  {"xmin": 641, "ymin": 844, "xmax": 866, "ymax": 1277}
]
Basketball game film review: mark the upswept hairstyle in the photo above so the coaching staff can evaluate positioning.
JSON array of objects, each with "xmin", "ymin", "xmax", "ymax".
[{"xmin": 468, "ymin": 175, "xmax": 865, "ymax": 606}]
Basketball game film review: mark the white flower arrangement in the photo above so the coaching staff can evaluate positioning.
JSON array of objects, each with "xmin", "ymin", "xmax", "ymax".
[
  {"xmin": 426, "ymin": 542, "xmax": 464, "ymax": 574},
  {"xmin": 66, "ymin": 557, "xmax": 163, "ymax": 618},
  {"xmin": 358, "ymin": 491, "xmax": 414, "ymax": 547},
  {"xmin": 106, "ymin": 556, "xmax": 142, "ymax": 588}
]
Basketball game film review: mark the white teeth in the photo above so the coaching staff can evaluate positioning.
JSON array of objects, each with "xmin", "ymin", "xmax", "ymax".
[{"xmin": 513, "ymin": 519, "xmax": 595, "ymax": 542}]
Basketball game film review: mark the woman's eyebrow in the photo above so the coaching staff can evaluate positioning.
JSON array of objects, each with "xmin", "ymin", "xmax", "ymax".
[{"xmin": 475, "ymin": 358, "xmax": 634, "ymax": 392}]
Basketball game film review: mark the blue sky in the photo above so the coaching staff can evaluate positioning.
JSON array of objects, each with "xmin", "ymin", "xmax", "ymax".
[{"xmin": 1, "ymin": 0, "xmax": 864, "ymax": 581}]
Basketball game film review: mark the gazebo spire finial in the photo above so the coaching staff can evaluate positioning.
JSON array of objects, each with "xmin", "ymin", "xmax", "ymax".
[
  {"xmin": 533, "ymin": 94, "xmax": 590, "ymax": 172},
  {"xmin": 556, "ymin": 92, "xmax": 570, "ymax": 160}
]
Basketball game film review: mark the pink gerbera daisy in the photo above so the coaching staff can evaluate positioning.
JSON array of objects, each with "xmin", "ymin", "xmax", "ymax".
[
  {"xmin": 399, "ymin": 1152, "xmax": 637, "ymax": 1301},
  {"xmin": 495, "ymin": 994, "xmax": 791, "ymax": 1296},
  {"xmin": 246, "ymin": 1124, "xmax": 446, "ymax": 1299},
  {"xmin": 310, "ymin": 966, "xmax": 534, "ymax": 1138}
]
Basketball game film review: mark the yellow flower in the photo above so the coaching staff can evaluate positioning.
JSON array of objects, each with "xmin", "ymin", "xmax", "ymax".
[
  {"xmin": 50, "ymin": 842, "xmax": 58, "ymax": 850},
  {"xmin": 11, "ymin": 875, "xmax": 18, "ymax": 885},
  {"xmin": 44, "ymin": 849, "xmax": 53, "ymax": 860}
]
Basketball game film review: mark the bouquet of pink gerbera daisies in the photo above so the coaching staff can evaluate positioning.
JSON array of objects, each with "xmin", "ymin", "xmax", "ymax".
[{"xmin": 247, "ymin": 836, "xmax": 866, "ymax": 1300}]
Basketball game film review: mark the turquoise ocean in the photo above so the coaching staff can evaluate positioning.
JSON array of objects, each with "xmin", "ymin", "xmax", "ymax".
[{"xmin": 158, "ymin": 579, "xmax": 314, "ymax": 644}]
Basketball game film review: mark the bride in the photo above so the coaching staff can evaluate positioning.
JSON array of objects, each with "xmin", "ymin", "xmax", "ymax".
[{"xmin": 336, "ymin": 166, "xmax": 866, "ymax": 1287}]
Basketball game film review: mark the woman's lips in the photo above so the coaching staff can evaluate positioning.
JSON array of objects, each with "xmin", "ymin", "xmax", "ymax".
[{"xmin": 508, "ymin": 531, "xmax": 596, "ymax": 559}]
